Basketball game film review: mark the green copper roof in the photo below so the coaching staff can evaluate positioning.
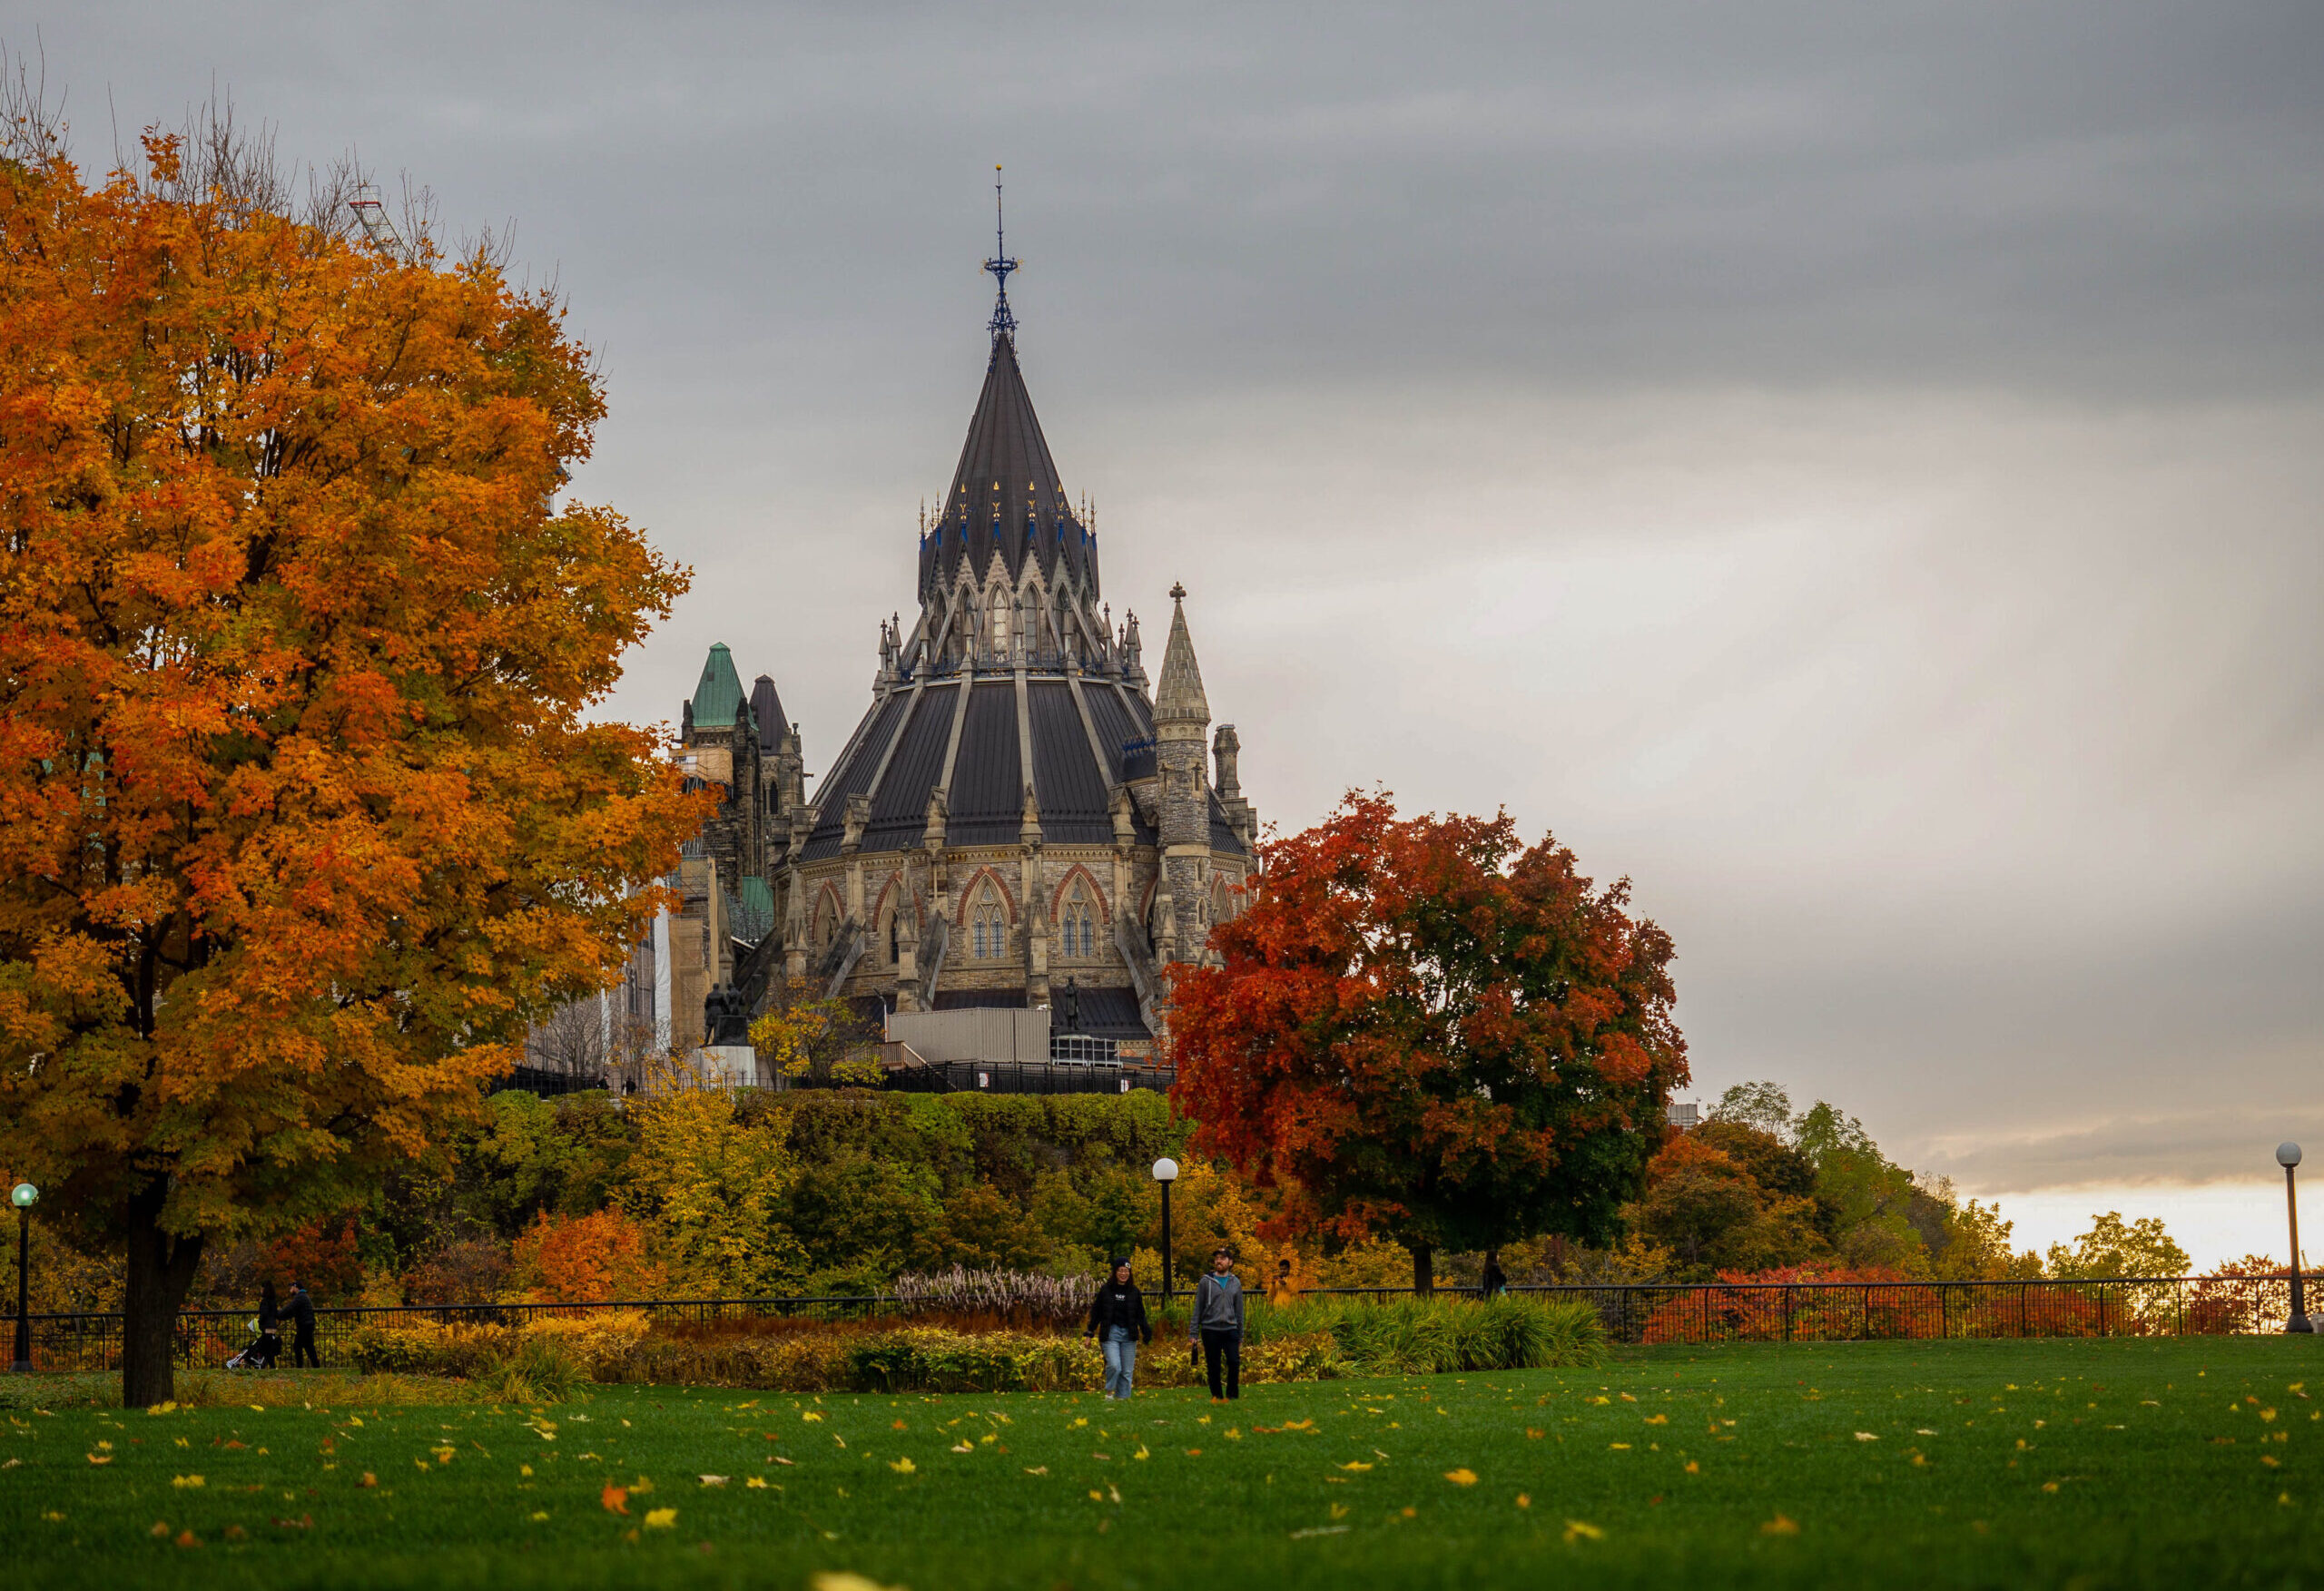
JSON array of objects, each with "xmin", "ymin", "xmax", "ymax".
[
  {"xmin": 691, "ymin": 643, "xmax": 746, "ymax": 730},
  {"xmin": 734, "ymin": 875, "xmax": 776, "ymax": 945}
]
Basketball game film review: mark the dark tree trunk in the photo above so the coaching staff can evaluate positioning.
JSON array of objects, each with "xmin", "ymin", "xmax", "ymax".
[
  {"xmin": 1411, "ymin": 1242, "xmax": 1434, "ymax": 1298},
  {"xmin": 121, "ymin": 1179, "xmax": 203, "ymax": 1409}
]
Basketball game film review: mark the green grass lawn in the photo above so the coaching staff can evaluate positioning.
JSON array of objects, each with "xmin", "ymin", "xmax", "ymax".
[{"xmin": 2, "ymin": 1336, "xmax": 2319, "ymax": 1589}]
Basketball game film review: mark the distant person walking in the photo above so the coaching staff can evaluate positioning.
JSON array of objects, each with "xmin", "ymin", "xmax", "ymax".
[
  {"xmin": 1189, "ymin": 1249, "xmax": 1246, "ymax": 1402},
  {"xmin": 255, "ymin": 1281, "xmax": 283, "ymax": 1369},
  {"xmin": 1480, "ymin": 1251, "xmax": 1507, "ymax": 1298},
  {"xmin": 283, "ymin": 1280, "xmax": 319, "ymax": 1368},
  {"xmin": 1085, "ymin": 1259, "xmax": 1153, "ymax": 1400}
]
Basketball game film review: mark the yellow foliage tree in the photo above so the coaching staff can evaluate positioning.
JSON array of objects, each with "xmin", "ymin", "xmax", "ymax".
[
  {"xmin": 747, "ymin": 979, "xmax": 881, "ymax": 1085},
  {"xmin": 625, "ymin": 1088, "xmax": 804, "ymax": 1297}
]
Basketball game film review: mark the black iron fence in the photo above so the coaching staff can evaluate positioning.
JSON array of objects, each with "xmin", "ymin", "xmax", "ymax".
[
  {"xmin": 12, "ymin": 1273, "xmax": 2313, "ymax": 1375},
  {"xmin": 886, "ymin": 1059, "xmax": 1174, "ymax": 1095},
  {"xmin": 1504, "ymin": 1275, "xmax": 2315, "ymax": 1343},
  {"xmin": 12, "ymin": 1295, "xmax": 902, "ymax": 1376}
]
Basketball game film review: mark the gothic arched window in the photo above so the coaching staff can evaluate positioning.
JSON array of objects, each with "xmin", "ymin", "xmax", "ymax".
[
  {"xmin": 987, "ymin": 588, "xmax": 1009, "ymax": 661},
  {"xmin": 1061, "ymin": 879, "xmax": 1096, "ymax": 959},
  {"xmin": 972, "ymin": 882, "xmax": 1005, "ymax": 959}
]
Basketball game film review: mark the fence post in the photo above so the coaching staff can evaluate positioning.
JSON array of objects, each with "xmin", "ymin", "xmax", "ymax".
[
  {"xmin": 1783, "ymin": 1285, "xmax": 1793, "ymax": 1342},
  {"xmin": 2098, "ymin": 1284, "xmax": 2108, "ymax": 1338}
]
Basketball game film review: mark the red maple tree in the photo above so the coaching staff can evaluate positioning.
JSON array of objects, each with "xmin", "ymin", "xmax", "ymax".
[{"xmin": 1171, "ymin": 792, "xmax": 1687, "ymax": 1292}]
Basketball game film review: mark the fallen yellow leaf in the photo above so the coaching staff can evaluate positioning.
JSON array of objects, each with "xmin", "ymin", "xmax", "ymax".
[
  {"xmin": 1563, "ymin": 1519, "xmax": 1604, "ymax": 1543},
  {"xmin": 1444, "ymin": 1468, "xmax": 1479, "ymax": 1486},
  {"xmin": 643, "ymin": 1508, "xmax": 676, "ymax": 1529},
  {"xmin": 1761, "ymin": 1514, "xmax": 1800, "ymax": 1536}
]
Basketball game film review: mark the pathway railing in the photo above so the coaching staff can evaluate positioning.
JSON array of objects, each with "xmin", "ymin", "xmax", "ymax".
[{"xmin": 10, "ymin": 1272, "xmax": 2312, "ymax": 1373}]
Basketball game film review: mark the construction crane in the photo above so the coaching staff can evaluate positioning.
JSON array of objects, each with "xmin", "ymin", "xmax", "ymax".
[{"xmin": 347, "ymin": 184, "xmax": 401, "ymax": 253}]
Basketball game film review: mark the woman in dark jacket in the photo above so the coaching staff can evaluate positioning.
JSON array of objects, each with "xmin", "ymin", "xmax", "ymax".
[
  {"xmin": 1084, "ymin": 1260, "xmax": 1153, "ymax": 1400},
  {"xmin": 255, "ymin": 1281, "xmax": 283, "ymax": 1369},
  {"xmin": 1479, "ymin": 1251, "xmax": 1508, "ymax": 1297}
]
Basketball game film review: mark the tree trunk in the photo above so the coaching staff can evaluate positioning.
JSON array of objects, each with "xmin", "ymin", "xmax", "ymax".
[
  {"xmin": 121, "ymin": 1180, "xmax": 203, "ymax": 1409},
  {"xmin": 1411, "ymin": 1241, "xmax": 1434, "ymax": 1298}
]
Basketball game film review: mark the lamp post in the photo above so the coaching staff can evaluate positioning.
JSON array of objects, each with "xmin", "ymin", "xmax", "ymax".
[
  {"xmin": 2280, "ymin": 1144, "xmax": 2312, "ymax": 1334},
  {"xmin": 1152, "ymin": 1158, "xmax": 1179, "ymax": 1301},
  {"xmin": 10, "ymin": 1183, "xmax": 36, "ymax": 1373}
]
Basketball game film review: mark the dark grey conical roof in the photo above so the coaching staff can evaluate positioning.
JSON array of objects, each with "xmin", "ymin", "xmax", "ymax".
[{"xmin": 919, "ymin": 333, "xmax": 1098, "ymax": 601}]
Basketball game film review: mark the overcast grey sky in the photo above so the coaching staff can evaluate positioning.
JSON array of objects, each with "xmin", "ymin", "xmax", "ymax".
[{"xmin": 15, "ymin": 2, "xmax": 2320, "ymax": 1258}]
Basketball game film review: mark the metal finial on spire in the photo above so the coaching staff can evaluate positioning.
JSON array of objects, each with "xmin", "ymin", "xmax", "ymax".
[{"xmin": 983, "ymin": 165, "xmax": 1019, "ymax": 341}]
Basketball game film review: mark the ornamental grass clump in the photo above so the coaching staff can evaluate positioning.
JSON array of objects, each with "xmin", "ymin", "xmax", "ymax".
[
  {"xmin": 891, "ymin": 1267, "xmax": 1095, "ymax": 1327},
  {"xmin": 480, "ymin": 1334, "xmax": 587, "ymax": 1405}
]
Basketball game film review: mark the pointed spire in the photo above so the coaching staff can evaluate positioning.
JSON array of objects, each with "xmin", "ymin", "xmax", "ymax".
[
  {"xmin": 927, "ymin": 319, "xmax": 1089, "ymax": 599},
  {"xmin": 690, "ymin": 642, "xmax": 747, "ymax": 729},
  {"xmin": 1153, "ymin": 584, "xmax": 1210, "ymax": 732},
  {"xmin": 983, "ymin": 165, "xmax": 1019, "ymax": 342},
  {"xmin": 749, "ymin": 673, "xmax": 789, "ymax": 745}
]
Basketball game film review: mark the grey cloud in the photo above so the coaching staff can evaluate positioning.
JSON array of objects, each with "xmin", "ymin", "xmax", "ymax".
[{"xmin": 11, "ymin": 2, "xmax": 2319, "ymax": 1193}]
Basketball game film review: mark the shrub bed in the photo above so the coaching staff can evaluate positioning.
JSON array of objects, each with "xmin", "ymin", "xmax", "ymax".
[{"xmin": 337, "ymin": 1294, "xmax": 1601, "ymax": 1393}]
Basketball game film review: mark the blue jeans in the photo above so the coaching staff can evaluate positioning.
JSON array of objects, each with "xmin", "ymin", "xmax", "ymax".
[{"xmin": 1101, "ymin": 1326, "xmax": 1138, "ymax": 1399}]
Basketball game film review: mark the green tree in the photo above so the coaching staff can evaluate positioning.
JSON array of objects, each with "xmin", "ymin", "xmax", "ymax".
[
  {"xmin": 931, "ymin": 1183, "xmax": 1052, "ymax": 1272},
  {"xmin": 2047, "ymin": 1213, "xmax": 2191, "ymax": 1279},
  {"xmin": 1794, "ymin": 1102, "xmax": 1927, "ymax": 1272},
  {"xmin": 1709, "ymin": 1080, "xmax": 1797, "ymax": 1140},
  {"xmin": 1926, "ymin": 1192, "xmax": 2042, "ymax": 1280}
]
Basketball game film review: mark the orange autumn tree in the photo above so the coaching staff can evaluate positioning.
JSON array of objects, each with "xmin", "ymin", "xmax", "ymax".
[
  {"xmin": 0, "ymin": 112, "xmax": 705, "ymax": 1404},
  {"xmin": 1171, "ymin": 792, "xmax": 1687, "ymax": 1293},
  {"xmin": 509, "ymin": 1209, "xmax": 666, "ymax": 1304}
]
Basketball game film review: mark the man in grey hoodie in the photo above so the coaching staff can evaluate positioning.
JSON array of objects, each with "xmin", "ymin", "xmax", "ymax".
[{"xmin": 1189, "ymin": 1248, "xmax": 1245, "ymax": 1401}]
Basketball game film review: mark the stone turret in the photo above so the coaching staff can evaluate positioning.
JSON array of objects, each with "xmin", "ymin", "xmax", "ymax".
[{"xmin": 1214, "ymin": 723, "xmax": 1256, "ymax": 851}]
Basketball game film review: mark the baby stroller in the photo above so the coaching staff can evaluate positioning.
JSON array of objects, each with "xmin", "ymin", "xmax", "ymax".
[{"xmin": 225, "ymin": 1317, "xmax": 281, "ymax": 1370}]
